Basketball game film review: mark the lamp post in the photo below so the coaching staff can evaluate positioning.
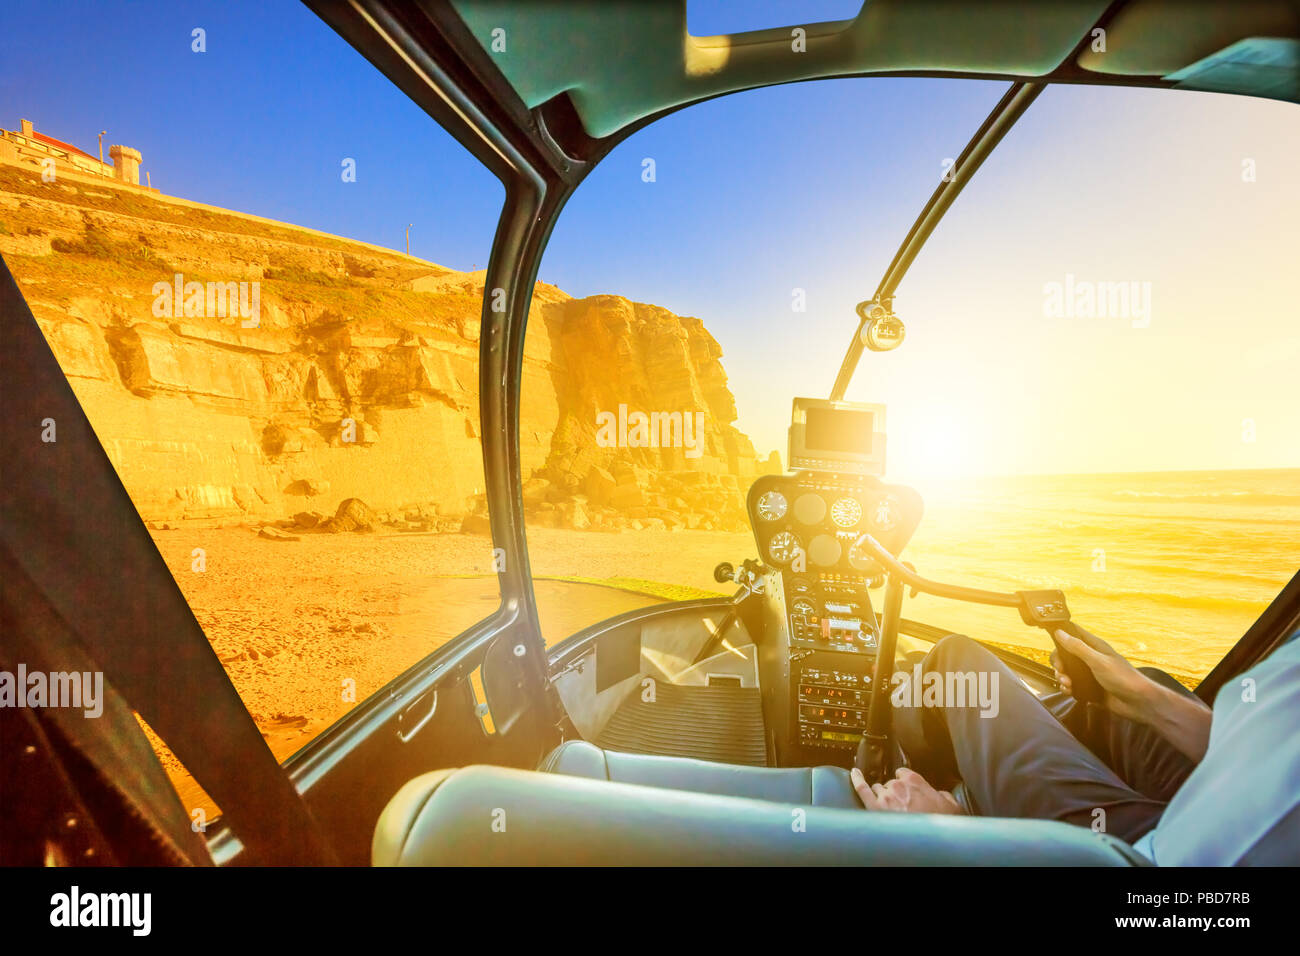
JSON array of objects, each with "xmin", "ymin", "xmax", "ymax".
[
  {"xmin": 406, "ymin": 223, "xmax": 413, "ymax": 256},
  {"xmin": 98, "ymin": 130, "xmax": 107, "ymax": 165}
]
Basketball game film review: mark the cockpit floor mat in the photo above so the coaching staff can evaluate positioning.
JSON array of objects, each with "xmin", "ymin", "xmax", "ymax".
[{"xmin": 595, "ymin": 682, "xmax": 769, "ymax": 766}]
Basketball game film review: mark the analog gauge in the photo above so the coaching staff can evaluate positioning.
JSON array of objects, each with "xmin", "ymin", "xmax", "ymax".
[
  {"xmin": 808, "ymin": 533, "xmax": 843, "ymax": 568},
  {"xmin": 756, "ymin": 490, "xmax": 788, "ymax": 521},
  {"xmin": 789, "ymin": 577, "xmax": 813, "ymax": 595},
  {"xmin": 848, "ymin": 534, "xmax": 879, "ymax": 573},
  {"xmin": 793, "ymin": 493, "xmax": 827, "ymax": 525},
  {"xmin": 791, "ymin": 598, "xmax": 816, "ymax": 617},
  {"xmin": 767, "ymin": 531, "xmax": 803, "ymax": 566},
  {"xmin": 870, "ymin": 495, "xmax": 900, "ymax": 533},
  {"xmin": 830, "ymin": 495, "xmax": 863, "ymax": 529}
]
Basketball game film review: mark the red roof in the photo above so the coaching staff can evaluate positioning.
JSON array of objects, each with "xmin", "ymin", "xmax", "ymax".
[{"xmin": 28, "ymin": 130, "xmax": 99, "ymax": 162}]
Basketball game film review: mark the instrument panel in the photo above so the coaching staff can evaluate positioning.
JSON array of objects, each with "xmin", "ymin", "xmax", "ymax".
[
  {"xmin": 749, "ymin": 471, "xmax": 923, "ymax": 760},
  {"xmin": 786, "ymin": 575, "xmax": 879, "ymax": 653},
  {"xmin": 796, "ymin": 667, "xmax": 873, "ymax": 749},
  {"xmin": 748, "ymin": 473, "xmax": 920, "ymax": 764},
  {"xmin": 747, "ymin": 472, "xmax": 923, "ymax": 580}
]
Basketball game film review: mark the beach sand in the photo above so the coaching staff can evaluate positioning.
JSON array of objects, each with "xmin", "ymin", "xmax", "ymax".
[{"xmin": 143, "ymin": 525, "xmax": 749, "ymax": 819}]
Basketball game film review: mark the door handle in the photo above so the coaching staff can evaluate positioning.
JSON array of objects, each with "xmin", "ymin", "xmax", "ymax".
[{"xmin": 396, "ymin": 688, "xmax": 437, "ymax": 743}]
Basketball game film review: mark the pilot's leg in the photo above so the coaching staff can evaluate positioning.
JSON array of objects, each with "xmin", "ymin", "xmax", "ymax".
[
  {"xmin": 893, "ymin": 634, "xmax": 1166, "ymax": 843},
  {"xmin": 1071, "ymin": 668, "xmax": 1198, "ymax": 802}
]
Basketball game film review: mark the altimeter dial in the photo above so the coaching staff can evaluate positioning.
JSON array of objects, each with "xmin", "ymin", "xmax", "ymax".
[
  {"xmin": 791, "ymin": 598, "xmax": 816, "ymax": 617},
  {"xmin": 830, "ymin": 496, "xmax": 863, "ymax": 529},
  {"xmin": 767, "ymin": 531, "xmax": 804, "ymax": 566},
  {"xmin": 756, "ymin": 490, "xmax": 788, "ymax": 521}
]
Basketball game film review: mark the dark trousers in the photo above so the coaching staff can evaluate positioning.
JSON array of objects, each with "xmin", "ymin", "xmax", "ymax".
[{"xmin": 892, "ymin": 634, "xmax": 1198, "ymax": 843}]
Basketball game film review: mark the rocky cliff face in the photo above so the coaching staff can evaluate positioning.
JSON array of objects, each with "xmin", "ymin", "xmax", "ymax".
[
  {"xmin": 524, "ymin": 295, "xmax": 776, "ymax": 532},
  {"xmin": 0, "ymin": 164, "xmax": 775, "ymax": 534}
]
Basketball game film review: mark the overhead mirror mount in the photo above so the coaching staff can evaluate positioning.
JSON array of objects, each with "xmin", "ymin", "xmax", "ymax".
[{"xmin": 856, "ymin": 298, "xmax": 905, "ymax": 352}]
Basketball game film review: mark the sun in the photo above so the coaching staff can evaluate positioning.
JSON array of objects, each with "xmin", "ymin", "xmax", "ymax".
[{"xmin": 887, "ymin": 403, "xmax": 994, "ymax": 482}]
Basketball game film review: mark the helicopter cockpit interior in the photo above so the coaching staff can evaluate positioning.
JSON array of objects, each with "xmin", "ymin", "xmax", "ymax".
[{"xmin": 3, "ymin": 1, "xmax": 1298, "ymax": 873}]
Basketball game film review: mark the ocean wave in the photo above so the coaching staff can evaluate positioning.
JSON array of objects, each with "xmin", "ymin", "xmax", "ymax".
[
  {"xmin": 1048, "ymin": 510, "xmax": 1300, "ymax": 529},
  {"xmin": 1110, "ymin": 490, "xmax": 1300, "ymax": 505},
  {"xmin": 1061, "ymin": 584, "xmax": 1276, "ymax": 614},
  {"xmin": 1078, "ymin": 563, "xmax": 1291, "ymax": 591}
]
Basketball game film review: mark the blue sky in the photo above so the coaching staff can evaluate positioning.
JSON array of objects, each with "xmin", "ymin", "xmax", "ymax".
[
  {"xmin": 0, "ymin": 0, "xmax": 503, "ymax": 267},
  {"xmin": 0, "ymin": 0, "xmax": 997, "ymax": 279},
  {"xmin": 3, "ymin": 1, "xmax": 1298, "ymax": 474},
  {"xmin": 687, "ymin": 0, "xmax": 869, "ymax": 36}
]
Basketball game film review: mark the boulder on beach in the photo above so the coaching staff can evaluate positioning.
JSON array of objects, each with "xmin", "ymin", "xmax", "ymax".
[
  {"xmin": 320, "ymin": 497, "xmax": 377, "ymax": 533},
  {"xmin": 293, "ymin": 511, "xmax": 323, "ymax": 529}
]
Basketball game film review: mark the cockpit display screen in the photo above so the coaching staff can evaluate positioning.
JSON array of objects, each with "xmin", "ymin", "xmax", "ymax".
[
  {"xmin": 788, "ymin": 397, "xmax": 886, "ymax": 475},
  {"xmin": 805, "ymin": 407, "xmax": 874, "ymax": 455}
]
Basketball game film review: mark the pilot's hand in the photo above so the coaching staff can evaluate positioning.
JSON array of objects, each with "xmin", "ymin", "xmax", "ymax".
[
  {"xmin": 851, "ymin": 766, "xmax": 964, "ymax": 815},
  {"xmin": 1052, "ymin": 625, "xmax": 1153, "ymax": 723}
]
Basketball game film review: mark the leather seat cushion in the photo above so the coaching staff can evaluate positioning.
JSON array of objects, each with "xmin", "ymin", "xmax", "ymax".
[
  {"xmin": 540, "ymin": 739, "xmax": 861, "ymax": 809},
  {"xmin": 373, "ymin": 764, "xmax": 1149, "ymax": 866}
]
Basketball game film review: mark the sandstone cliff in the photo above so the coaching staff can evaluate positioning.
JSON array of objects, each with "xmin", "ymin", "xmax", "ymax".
[
  {"xmin": 0, "ymin": 164, "xmax": 775, "ymax": 533},
  {"xmin": 524, "ymin": 295, "xmax": 771, "ymax": 532}
]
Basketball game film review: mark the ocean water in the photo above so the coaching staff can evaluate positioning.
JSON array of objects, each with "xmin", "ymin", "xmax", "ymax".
[{"xmin": 898, "ymin": 469, "xmax": 1300, "ymax": 681}]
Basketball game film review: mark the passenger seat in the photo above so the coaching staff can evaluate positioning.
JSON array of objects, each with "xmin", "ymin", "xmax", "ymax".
[
  {"xmin": 371, "ymin": 762, "xmax": 1146, "ymax": 865},
  {"xmin": 540, "ymin": 739, "xmax": 861, "ymax": 809}
]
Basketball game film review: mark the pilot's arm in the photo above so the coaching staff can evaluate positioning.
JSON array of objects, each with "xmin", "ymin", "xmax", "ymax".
[{"xmin": 1053, "ymin": 626, "xmax": 1212, "ymax": 762}]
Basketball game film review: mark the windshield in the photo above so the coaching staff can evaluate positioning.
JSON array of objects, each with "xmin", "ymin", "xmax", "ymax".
[
  {"xmin": 1, "ymin": 0, "xmax": 504, "ymax": 823},
  {"xmin": 523, "ymin": 77, "xmax": 1300, "ymax": 683}
]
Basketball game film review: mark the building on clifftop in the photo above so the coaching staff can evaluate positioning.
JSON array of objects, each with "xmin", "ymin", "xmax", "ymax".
[{"xmin": 0, "ymin": 118, "xmax": 155, "ymax": 191}]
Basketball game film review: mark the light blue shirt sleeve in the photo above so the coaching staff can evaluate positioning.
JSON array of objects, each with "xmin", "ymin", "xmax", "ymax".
[
  {"xmin": 1135, "ymin": 632, "xmax": 1300, "ymax": 865},
  {"xmin": 1130, "ymin": 826, "xmax": 1156, "ymax": 861}
]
